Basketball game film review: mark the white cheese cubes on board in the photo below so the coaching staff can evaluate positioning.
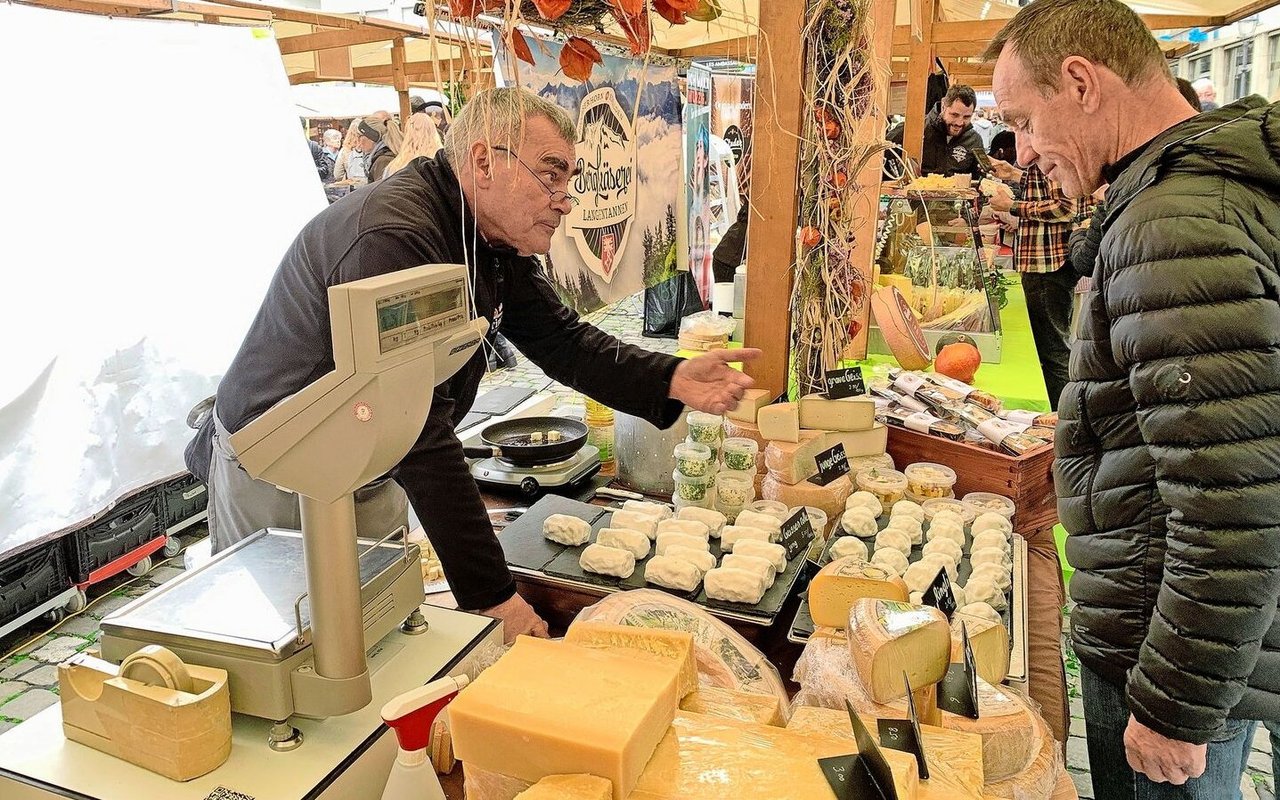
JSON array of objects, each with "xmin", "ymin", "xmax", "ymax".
[
  {"xmin": 543, "ymin": 514, "xmax": 592, "ymax": 546},
  {"xmin": 731, "ymin": 539, "xmax": 788, "ymax": 573},
  {"xmin": 927, "ymin": 521, "xmax": 966, "ymax": 547},
  {"xmin": 885, "ymin": 516, "xmax": 924, "ymax": 545},
  {"xmin": 704, "ymin": 567, "xmax": 769, "ymax": 604},
  {"xmin": 971, "ymin": 530, "xmax": 1011, "ymax": 555},
  {"xmin": 847, "ymin": 599, "xmax": 951, "ymax": 702},
  {"xmin": 829, "ymin": 536, "xmax": 870, "ymax": 563},
  {"xmin": 655, "ymin": 532, "xmax": 711, "ymax": 557},
  {"xmin": 596, "ymin": 527, "xmax": 651, "ymax": 560},
  {"xmin": 735, "ymin": 509, "xmax": 783, "ymax": 541},
  {"xmin": 845, "ymin": 491, "xmax": 882, "ymax": 517},
  {"xmin": 655, "ymin": 518, "xmax": 711, "ymax": 541},
  {"xmin": 664, "ymin": 545, "xmax": 717, "ymax": 575},
  {"xmin": 971, "ymin": 562, "xmax": 1012, "ymax": 592},
  {"xmin": 904, "ymin": 560, "xmax": 942, "ymax": 594},
  {"xmin": 644, "ymin": 556, "xmax": 703, "ymax": 592},
  {"xmin": 721, "ymin": 553, "xmax": 777, "ymax": 588},
  {"xmin": 579, "ymin": 543, "xmax": 636, "ymax": 579},
  {"xmin": 970, "ymin": 546, "xmax": 1012, "ymax": 570},
  {"xmin": 720, "ymin": 525, "xmax": 773, "ymax": 552},
  {"xmin": 676, "ymin": 507, "xmax": 727, "ymax": 538},
  {"xmin": 921, "ymin": 537, "xmax": 963, "ymax": 567},
  {"xmin": 890, "ymin": 501, "xmax": 925, "ymax": 523},
  {"xmin": 931, "ymin": 510, "xmax": 966, "ymax": 531},
  {"xmin": 964, "ymin": 576, "xmax": 1007, "ymax": 610},
  {"xmin": 609, "ymin": 510, "xmax": 659, "ymax": 540},
  {"xmin": 921, "ymin": 553, "xmax": 958, "ymax": 582}
]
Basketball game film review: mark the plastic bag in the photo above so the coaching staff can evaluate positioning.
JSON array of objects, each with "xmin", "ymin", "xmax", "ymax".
[{"xmin": 678, "ymin": 309, "xmax": 737, "ymax": 337}]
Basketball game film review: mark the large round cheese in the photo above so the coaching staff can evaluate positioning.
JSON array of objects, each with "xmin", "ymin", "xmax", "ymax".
[
  {"xmin": 808, "ymin": 557, "xmax": 909, "ymax": 628},
  {"xmin": 983, "ymin": 703, "xmax": 1059, "ymax": 798},
  {"xmin": 761, "ymin": 473, "xmax": 852, "ymax": 524},
  {"xmin": 871, "ymin": 286, "xmax": 932, "ymax": 371}
]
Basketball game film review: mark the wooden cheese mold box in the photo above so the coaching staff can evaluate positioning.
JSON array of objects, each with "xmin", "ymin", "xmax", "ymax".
[{"xmin": 885, "ymin": 427, "xmax": 1058, "ymax": 534}]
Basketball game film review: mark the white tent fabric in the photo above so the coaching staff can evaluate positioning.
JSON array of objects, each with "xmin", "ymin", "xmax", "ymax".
[
  {"xmin": 292, "ymin": 82, "xmax": 446, "ymax": 118},
  {"xmin": 0, "ymin": 4, "xmax": 327, "ymax": 557}
]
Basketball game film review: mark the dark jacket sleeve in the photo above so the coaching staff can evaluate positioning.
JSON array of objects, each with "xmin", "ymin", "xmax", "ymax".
[
  {"xmin": 1068, "ymin": 203, "xmax": 1105, "ymax": 280},
  {"xmin": 501, "ymin": 259, "xmax": 684, "ymax": 429},
  {"xmin": 1106, "ymin": 205, "xmax": 1280, "ymax": 743}
]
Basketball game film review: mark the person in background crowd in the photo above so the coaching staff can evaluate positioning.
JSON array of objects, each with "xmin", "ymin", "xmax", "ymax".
[
  {"xmin": 362, "ymin": 116, "xmax": 401, "ymax": 182},
  {"xmin": 1192, "ymin": 77, "xmax": 1219, "ymax": 111},
  {"xmin": 988, "ymin": 129, "xmax": 1018, "ymax": 164},
  {"xmin": 1176, "ymin": 77, "xmax": 1202, "ymax": 111},
  {"xmin": 971, "ymin": 107, "xmax": 996, "ymax": 149},
  {"xmin": 420, "ymin": 99, "xmax": 452, "ymax": 137},
  {"xmin": 308, "ymin": 137, "xmax": 331, "ymax": 183},
  {"xmin": 988, "ymin": 1, "xmax": 1280, "ymax": 797},
  {"xmin": 383, "ymin": 112, "xmax": 444, "ymax": 177},
  {"xmin": 712, "ymin": 199, "xmax": 750, "ymax": 283},
  {"xmin": 886, "ymin": 84, "xmax": 985, "ymax": 178},
  {"xmin": 321, "ymin": 129, "xmax": 342, "ymax": 177},
  {"xmin": 333, "ymin": 120, "xmax": 367, "ymax": 185},
  {"xmin": 987, "ymin": 161, "xmax": 1084, "ymax": 410}
]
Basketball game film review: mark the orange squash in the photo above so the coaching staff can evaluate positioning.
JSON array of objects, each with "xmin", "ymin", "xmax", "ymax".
[{"xmin": 935, "ymin": 342, "xmax": 981, "ymax": 384}]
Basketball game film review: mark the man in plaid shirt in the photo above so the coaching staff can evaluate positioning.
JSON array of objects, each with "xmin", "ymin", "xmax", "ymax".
[{"xmin": 989, "ymin": 161, "xmax": 1085, "ymax": 409}]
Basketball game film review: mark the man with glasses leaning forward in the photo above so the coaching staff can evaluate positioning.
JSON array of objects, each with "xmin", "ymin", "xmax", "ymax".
[{"xmin": 187, "ymin": 87, "xmax": 760, "ymax": 641}]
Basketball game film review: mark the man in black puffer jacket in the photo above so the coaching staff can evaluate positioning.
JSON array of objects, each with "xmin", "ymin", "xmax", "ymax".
[{"xmin": 988, "ymin": 1, "xmax": 1280, "ymax": 797}]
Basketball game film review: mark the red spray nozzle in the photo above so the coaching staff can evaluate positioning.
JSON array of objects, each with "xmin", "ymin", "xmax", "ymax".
[{"xmin": 380, "ymin": 675, "xmax": 469, "ymax": 753}]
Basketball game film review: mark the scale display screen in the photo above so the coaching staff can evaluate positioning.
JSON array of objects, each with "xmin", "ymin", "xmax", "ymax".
[{"xmin": 375, "ymin": 277, "xmax": 467, "ymax": 354}]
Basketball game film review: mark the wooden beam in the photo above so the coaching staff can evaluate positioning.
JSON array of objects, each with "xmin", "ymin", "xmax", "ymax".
[
  {"xmin": 391, "ymin": 38, "xmax": 411, "ymax": 124},
  {"xmin": 1224, "ymin": 0, "xmax": 1277, "ymax": 24},
  {"xmin": 902, "ymin": 0, "xmax": 938, "ymax": 167},
  {"xmin": 1141, "ymin": 13, "xmax": 1225, "ymax": 28},
  {"xmin": 166, "ymin": 1, "xmax": 271, "ymax": 20},
  {"xmin": 743, "ymin": 0, "xmax": 806, "ymax": 397},
  {"xmin": 290, "ymin": 58, "xmax": 481, "ymax": 86},
  {"xmin": 277, "ymin": 25, "xmax": 401, "ymax": 55},
  {"xmin": 24, "ymin": 0, "xmax": 168, "ymax": 15},
  {"xmin": 669, "ymin": 36, "xmax": 757, "ymax": 59}
]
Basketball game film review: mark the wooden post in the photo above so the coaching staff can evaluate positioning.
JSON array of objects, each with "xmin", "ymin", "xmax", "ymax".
[
  {"xmin": 391, "ymin": 38, "xmax": 411, "ymax": 126},
  {"xmin": 902, "ymin": 0, "xmax": 938, "ymax": 169},
  {"xmin": 742, "ymin": 0, "xmax": 806, "ymax": 397}
]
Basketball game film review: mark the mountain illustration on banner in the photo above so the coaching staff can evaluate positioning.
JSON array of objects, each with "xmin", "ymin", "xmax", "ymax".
[{"xmin": 565, "ymin": 87, "xmax": 637, "ymax": 283}]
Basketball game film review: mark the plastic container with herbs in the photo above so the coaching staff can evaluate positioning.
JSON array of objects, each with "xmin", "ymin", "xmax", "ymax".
[
  {"xmin": 674, "ymin": 442, "xmax": 713, "ymax": 478},
  {"xmin": 715, "ymin": 472, "xmax": 755, "ymax": 510},
  {"xmin": 671, "ymin": 470, "xmax": 711, "ymax": 503},
  {"xmin": 721, "ymin": 438, "xmax": 759, "ymax": 472},
  {"xmin": 686, "ymin": 411, "xmax": 725, "ymax": 446}
]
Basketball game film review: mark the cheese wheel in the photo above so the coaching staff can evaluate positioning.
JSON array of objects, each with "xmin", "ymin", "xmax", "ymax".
[
  {"xmin": 609, "ymin": 510, "xmax": 658, "ymax": 540},
  {"xmin": 922, "ymin": 537, "xmax": 963, "ymax": 566},
  {"xmin": 704, "ymin": 567, "xmax": 768, "ymax": 604},
  {"xmin": 870, "ymin": 547, "xmax": 910, "ymax": 577},
  {"xmin": 820, "ymin": 425, "xmax": 891, "ymax": 460},
  {"xmin": 723, "ymin": 418, "xmax": 768, "ymax": 449},
  {"xmin": 543, "ymin": 514, "xmax": 592, "ymax": 546},
  {"xmin": 890, "ymin": 500, "xmax": 925, "ymax": 522},
  {"xmin": 845, "ymin": 491, "xmax": 883, "ymax": 517},
  {"xmin": 808, "ymin": 557, "xmax": 909, "ymax": 628},
  {"xmin": 721, "ymin": 553, "xmax": 777, "ymax": 588},
  {"xmin": 655, "ymin": 518, "xmax": 711, "ymax": 541},
  {"xmin": 731, "ymin": 539, "xmax": 788, "ymax": 573},
  {"xmin": 951, "ymin": 610, "xmax": 1011, "ymax": 686},
  {"xmin": 513, "ymin": 774, "xmax": 612, "ymax": 800},
  {"xmin": 761, "ymin": 473, "xmax": 852, "ymax": 525},
  {"xmin": 622, "ymin": 500, "xmax": 672, "ymax": 521},
  {"xmin": 678, "ymin": 685, "xmax": 786, "ymax": 727},
  {"xmin": 763, "ymin": 431, "xmax": 827, "ymax": 485},
  {"xmin": 676, "ymin": 507, "xmax": 727, "ymax": 538},
  {"xmin": 757, "ymin": 402, "xmax": 801, "ymax": 443},
  {"xmin": 927, "ymin": 521, "xmax": 966, "ymax": 547},
  {"xmin": 970, "ymin": 546, "xmax": 1012, "ymax": 570},
  {"xmin": 720, "ymin": 525, "xmax": 772, "ymax": 552},
  {"xmin": 983, "ymin": 708, "xmax": 1060, "ymax": 799},
  {"xmin": 734, "ymin": 509, "xmax": 783, "ymax": 539},
  {"xmin": 664, "ymin": 545, "xmax": 717, "ymax": 575},
  {"xmin": 597, "ymin": 527, "xmax": 651, "ymax": 559},
  {"xmin": 644, "ymin": 556, "xmax": 704, "ymax": 592},
  {"xmin": 579, "ymin": 544, "xmax": 636, "ymax": 578},
  {"xmin": 655, "ymin": 532, "xmax": 710, "ymax": 557},
  {"xmin": 871, "ymin": 286, "xmax": 932, "ymax": 371},
  {"xmin": 973, "ymin": 512, "xmax": 1014, "ymax": 537},
  {"xmin": 847, "ymin": 599, "xmax": 950, "ymax": 702},
  {"xmin": 874, "ymin": 529, "xmax": 912, "ymax": 555},
  {"xmin": 840, "ymin": 508, "xmax": 878, "ymax": 538},
  {"xmin": 886, "ymin": 515, "xmax": 924, "ymax": 545},
  {"xmin": 829, "ymin": 536, "xmax": 869, "ymax": 562}
]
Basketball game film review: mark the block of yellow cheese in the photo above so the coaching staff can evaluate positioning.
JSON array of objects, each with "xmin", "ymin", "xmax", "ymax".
[
  {"xmin": 448, "ymin": 636, "xmax": 680, "ymax": 800},
  {"xmin": 786, "ymin": 706, "xmax": 985, "ymax": 799},
  {"xmin": 808, "ymin": 556, "xmax": 910, "ymax": 628},
  {"xmin": 820, "ymin": 424, "xmax": 890, "ymax": 459},
  {"xmin": 763, "ymin": 430, "xmax": 828, "ymax": 485},
  {"xmin": 564, "ymin": 621, "xmax": 698, "ymax": 698},
  {"xmin": 726, "ymin": 388, "xmax": 773, "ymax": 423},
  {"xmin": 847, "ymin": 600, "xmax": 951, "ymax": 703},
  {"xmin": 949, "ymin": 610, "xmax": 1011, "ymax": 686},
  {"xmin": 679, "ymin": 685, "xmax": 786, "ymax": 727},
  {"xmin": 629, "ymin": 711, "xmax": 920, "ymax": 799},
  {"xmin": 756, "ymin": 402, "xmax": 800, "ymax": 443},
  {"xmin": 799, "ymin": 394, "xmax": 877, "ymax": 432},
  {"xmin": 761, "ymin": 473, "xmax": 852, "ymax": 524},
  {"xmin": 514, "ymin": 774, "xmax": 613, "ymax": 800}
]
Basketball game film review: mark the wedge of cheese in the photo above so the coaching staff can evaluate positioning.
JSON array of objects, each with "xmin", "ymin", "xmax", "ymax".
[
  {"xmin": 761, "ymin": 473, "xmax": 852, "ymax": 524},
  {"xmin": 950, "ymin": 611, "xmax": 1011, "ymax": 686},
  {"xmin": 982, "ymin": 707, "xmax": 1058, "ymax": 800},
  {"xmin": 809, "ymin": 557, "xmax": 910, "ymax": 628},
  {"xmin": 723, "ymin": 418, "xmax": 768, "ymax": 449},
  {"xmin": 726, "ymin": 388, "xmax": 773, "ymax": 423},
  {"xmin": 757, "ymin": 402, "xmax": 800, "ymax": 443},
  {"xmin": 679, "ymin": 685, "xmax": 786, "ymax": 727},
  {"xmin": 514, "ymin": 774, "xmax": 612, "ymax": 800},
  {"xmin": 820, "ymin": 424, "xmax": 890, "ymax": 459},
  {"xmin": 847, "ymin": 600, "xmax": 951, "ymax": 703},
  {"xmin": 763, "ymin": 431, "xmax": 828, "ymax": 485},
  {"xmin": 564, "ymin": 621, "xmax": 698, "ymax": 698},
  {"xmin": 448, "ymin": 637, "xmax": 680, "ymax": 800},
  {"xmin": 799, "ymin": 394, "xmax": 877, "ymax": 432}
]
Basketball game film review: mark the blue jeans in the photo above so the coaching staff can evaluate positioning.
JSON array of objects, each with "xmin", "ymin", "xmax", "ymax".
[
  {"xmin": 1267, "ymin": 720, "xmax": 1279, "ymax": 788},
  {"xmin": 1081, "ymin": 663, "xmax": 1257, "ymax": 800}
]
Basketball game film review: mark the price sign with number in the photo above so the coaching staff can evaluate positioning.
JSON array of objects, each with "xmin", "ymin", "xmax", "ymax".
[{"xmin": 825, "ymin": 366, "xmax": 867, "ymax": 399}]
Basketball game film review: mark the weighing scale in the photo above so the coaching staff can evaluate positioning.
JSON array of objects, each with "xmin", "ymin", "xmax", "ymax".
[{"xmin": 100, "ymin": 263, "xmax": 490, "ymax": 743}]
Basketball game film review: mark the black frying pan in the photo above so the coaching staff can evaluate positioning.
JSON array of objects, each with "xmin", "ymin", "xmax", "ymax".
[{"xmin": 462, "ymin": 416, "xmax": 589, "ymax": 467}]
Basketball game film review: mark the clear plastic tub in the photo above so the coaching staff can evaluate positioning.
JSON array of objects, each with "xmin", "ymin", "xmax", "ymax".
[
  {"xmin": 671, "ymin": 470, "xmax": 711, "ymax": 503},
  {"xmin": 789, "ymin": 506, "xmax": 830, "ymax": 540},
  {"xmin": 748, "ymin": 500, "xmax": 790, "ymax": 523},
  {"xmin": 721, "ymin": 438, "xmax": 760, "ymax": 472},
  {"xmin": 907, "ymin": 488, "xmax": 955, "ymax": 505},
  {"xmin": 963, "ymin": 492, "xmax": 1016, "ymax": 519},
  {"xmin": 904, "ymin": 462, "xmax": 958, "ymax": 499},
  {"xmin": 674, "ymin": 493, "xmax": 713, "ymax": 512},
  {"xmin": 922, "ymin": 497, "xmax": 978, "ymax": 524},
  {"xmin": 674, "ymin": 441, "xmax": 713, "ymax": 478},
  {"xmin": 715, "ymin": 471, "xmax": 755, "ymax": 509},
  {"xmin": 686, "ymin": 411, "xmax": 725, "ymax": 445},
  {"xmin": 688, "ymin": 435, "xmax": 721, "ymax": 464},
  {"xmin": 855, "ymin": 468, "xmax": 909, "ymax": 513}
]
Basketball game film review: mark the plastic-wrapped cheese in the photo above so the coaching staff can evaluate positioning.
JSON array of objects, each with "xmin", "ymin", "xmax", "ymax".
[
  {"xmin": 931, "ymin": 510, "xmax": 966, "ymax": 530},
  {"xmin": 704, "ymin": 567, "xmax": 768, "ymax": 604},
  {"xmin": 763, "ymin": 431, "xmax": 827, "ymax": 484},
  {"xmin": 731, "ymin": 539, "xmax": 788, "ymax": 573},
  {"xmin": 829, "ymin": 536, "xmax": 869, "ymax": 562},
  {"xmin": 720, "ymin": 525, "xmax": 772, "ymax": 552},
  {"xmin": 970, "ymin": 546, "xmax": 1012, "ymax": 570},
  {"xmin": 580, "ymin": 543, "xmax": 636, "ymax": 578},
  {"xmin": 886, "ymin": 515, "xmax": 924, "ymax": 545},
  {"xmin": 655, "ymin": 532, "xmax": 710, "ymax": 557},
  {"xmin": 950, "ymin": 608, "xmax": 1010, "ymax": 686},
  {"xmin": 644, "ymin": 556, "xmax": 704, "ymax": 592},
  {"xmin": 563, "ymin": 620, "xmax": 698, "ymax": 699},
  {"xmin": 597, "ymin": 527, "xmax": 651, "ymax": 559},
  {"xmin": 721, "ymin": 553, "xmax": 777, "ymax": 588},
  {"xmin": 734, "ymin": 509, "xmax": 783, "ymax": 539},
  {"xmin": 761, "ymin": 474, "xmax": 851, "ymax": 526},
  {"xmin": 971, "ymin": 530, "xmax": 1011, "ymax": 554},
  {"xmin": 891, "ymin": 500, "xmax": 925, "ymax": 522},
  {"xmin": 808, "ymin": 557, "xmax": 909, "ymax": 628},
  {"xmin": 544, "ymin": 514, "xmax": 592, "ymax": 546},
  {"xmin": 723, "ymin": 418, "xmax": 768, "ymax": 449},
  {"xmin": 676, "ymin": 507, "xmax": 726, "ymax": 538},
  {"xmin": 972, "ymin": 512, "xmax": 1013, "ymax": 536},
  {"xmin": 623, "ymin": 500, "xmax": 672, "ymax": 521},
  {"xmin": 957, "ymin": 602, "xmax": 1000, "ymax": 624},
  {"xmin": 512, "ymin": 774, "xmax": 612, "ymax": 800},
  {"xmin": 655, "ymin": 518, "xmax": 711, "ymax": 541},
  {"xmin": 678, "ymin": 685, "xmax": 786, "ymax": 727},
  {"xmin": 847, "ymin": 599, "xmax": 951, "ymax": 702},
  {"xmin": 922, "ymin": 537, "xmax": 963, "ymax": 566},
  {"xmin": 609, "ymin": 510, "xmax": 658, "ymax": 540},
  {"xmin": 870, "ymin": 547, "xmax": 910, "ymax": 577},
  {"xmin": 664, "ymin": 545, "xmax": 716, "ymax": 575},
  {"xmin": 927, "ymin": 521, "xmax": 966, "ymax": 547},
  {"xmin": 984, "ymin": 708, "xmax": 1061, "ymax": 799},
  {"xmin": 874, "ymin": 529, "xmax": 913, "ymax": 555},
  {"xmin": 964, "ymin": 576, "xmax": 1007, "ymax": 610},
  {"xmin": 840, "ymin": 508, "xmax": 878, "ymax": 538},
  {"xmin": 844, "ymin": 491, "xmax": 883, "ymax": 517}
]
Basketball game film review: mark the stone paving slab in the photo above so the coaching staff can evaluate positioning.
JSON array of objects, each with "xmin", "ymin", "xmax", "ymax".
[
  {"xmin": 86, "ymin": 593, "xmax": 134, "ymax": 619},
  {"xmin": 0, "ymin": 681, "xmax": 30, "ymax": 702},
  {"xmin": 27, "ymin": 637, "xmax": 86, "ymax": 664},
  {"xmin": 19, "ymin": 664, "xmax": 59, "ymax": 687},
  {"xmin": 56, "ymin": 614, "xmax": 104, "ymax": 638},
  {"xmin": 0, "ymin": 660, "xmax": 37, "ymax": 681},
  {"xmin": 0, "ymin": 688, "xmax": 58, "ymax": 721}
]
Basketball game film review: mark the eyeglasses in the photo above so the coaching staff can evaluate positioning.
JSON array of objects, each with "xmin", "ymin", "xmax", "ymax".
[{"xmin": 492, "ymin": 146, "xmax": 578, "ymax": 206}]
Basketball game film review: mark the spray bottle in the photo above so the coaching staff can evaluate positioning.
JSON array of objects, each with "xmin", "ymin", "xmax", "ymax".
[{"xmin": 380, "ymin": 675, "xmax": 469, "ymax": 800}]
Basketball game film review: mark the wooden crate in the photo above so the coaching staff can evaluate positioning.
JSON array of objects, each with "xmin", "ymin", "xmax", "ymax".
[{"xmin": 885, "ymin": 427, "xmax": 1058, "ymax": 534}]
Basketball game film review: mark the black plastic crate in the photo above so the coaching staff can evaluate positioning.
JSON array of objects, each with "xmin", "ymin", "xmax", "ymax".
[
  {"xmin": 0, "ymin": 539, "xmax": 73, "ymax": 628},
  {"xmin": 63, "ymin": 492, "xmax": 161, "ymax": 584},
  {"xmin": 157, "ymin": 473, "xmax": 208, "ymax": 532}
]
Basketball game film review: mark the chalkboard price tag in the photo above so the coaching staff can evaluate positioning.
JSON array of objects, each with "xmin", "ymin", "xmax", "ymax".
[
  {"xmin": 825, "ymin": 367, "xmax": 867, "ymax": 399},
  {"xmin": 878, "ymin": 673, "xmax": 931, "ymax": 780},
  {"xmin": 922, "ymin": 566, "xmax": 957, "ymax": 619},
  {"xmin": 937, "ymin": 622, "xmax": 981, "ymax": 719},
  {"xmin": 779, "ymin": 509, "xmax": 816, "ymax": 561},
  {"xmin": 809, "ymin": 442, "xmax": 850, "ymax": 486},
  {"xmin": 819, "ymin": 700, "xmax": 899, "ymax": 800}
]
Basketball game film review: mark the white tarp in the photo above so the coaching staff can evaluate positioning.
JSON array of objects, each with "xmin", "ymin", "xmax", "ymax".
[{"xmin": 0, "ymin": 4, "xmax": 327, "ymax": 557}]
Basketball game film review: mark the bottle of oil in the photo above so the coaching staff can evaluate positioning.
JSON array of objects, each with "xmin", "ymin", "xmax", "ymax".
[{"xmin": 584, "ymin": 397, "xmax": 616, "ymax": 478}]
